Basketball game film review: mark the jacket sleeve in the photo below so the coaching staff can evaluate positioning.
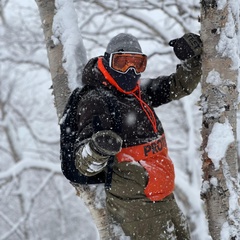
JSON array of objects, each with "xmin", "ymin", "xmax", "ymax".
[
  {"xmin": 74, "ymin": 91, "xmax": 112, "ymax": 176},
  {"xmin": 142, "ymin": 57, "xmax": 202, "ymax": 108},
  {"xmin": 169, "ymin": 57, "xmax": 202, "ymax": 100}
]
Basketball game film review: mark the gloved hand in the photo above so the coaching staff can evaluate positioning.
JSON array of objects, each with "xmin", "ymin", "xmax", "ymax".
[
  {"xmin": 169, "ymin": 33, "xmax": 202, "ymax": 61},
  {"xmin": 90, "ymin": 130, "xmax": 122, "ymax": 156}
]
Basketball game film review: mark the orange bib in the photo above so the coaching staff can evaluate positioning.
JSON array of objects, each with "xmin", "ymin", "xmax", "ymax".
[{"xmin": 116, "ymin": 135, "xmax": 175, "ymax": 201}]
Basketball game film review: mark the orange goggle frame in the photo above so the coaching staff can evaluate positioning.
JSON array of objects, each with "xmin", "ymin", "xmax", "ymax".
[{"xmin": 109, "ymin": 52, "xmax": 147, "ymax": 74}]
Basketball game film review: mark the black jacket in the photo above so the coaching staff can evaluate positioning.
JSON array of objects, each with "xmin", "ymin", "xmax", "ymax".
[
  {"xmin": 76, "ymin": 57, "xmax": 200, "ymax": 146},
  {"xmin": 75, "ymin": 56, "xmax": 201, "ymax": 200}
]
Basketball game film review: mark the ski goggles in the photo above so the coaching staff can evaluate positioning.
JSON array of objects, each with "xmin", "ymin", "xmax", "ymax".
[{"xmin": 109, "ymin": 52, "xmax": 147, "ymax": 74}]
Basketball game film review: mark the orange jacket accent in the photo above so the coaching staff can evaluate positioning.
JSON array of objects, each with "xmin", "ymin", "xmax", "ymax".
[{"xmin": 116, "ymin": 135, "xmax": 175, "ymax": 201}]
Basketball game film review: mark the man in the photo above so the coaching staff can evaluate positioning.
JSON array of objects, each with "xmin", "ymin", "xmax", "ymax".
[{"xmin": 74, "ymin": 33, "xmax": 202, "ymax": 239}]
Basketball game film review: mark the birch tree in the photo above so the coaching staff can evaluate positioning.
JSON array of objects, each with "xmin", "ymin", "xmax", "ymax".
[
  {"xmin": 34, "ymin": 0, "xmax": 117, "ymax": 239},
  {"xmin": 0, "ymin": 1, "xmax": 94, "ymax": 240},
  {"xmin": 200, "ymin": 1, "xmax": 240, "ymax": 239}
]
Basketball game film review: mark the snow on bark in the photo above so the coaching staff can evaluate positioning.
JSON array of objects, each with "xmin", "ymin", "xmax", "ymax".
[
  {"xmin": 53, "ymin": 0, "xmax": 87, "ymax": 90},
  {"xmin": 35, "ymin": 0, "xmax": 69, "ymax": 119},
  {"xmin": 205, "ymin": 119, "xmax": 234, "ymax": 169}
]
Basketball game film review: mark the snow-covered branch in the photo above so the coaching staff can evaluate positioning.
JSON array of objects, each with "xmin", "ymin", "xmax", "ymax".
[{"xmin": 0, "ymin": 160, "xmax": 61, "ymax": 180}]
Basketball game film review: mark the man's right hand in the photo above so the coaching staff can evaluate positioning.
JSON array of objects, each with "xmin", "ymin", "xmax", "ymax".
[
  {"xmin": 75, "ymin": 130, "xmax": 122, "ymax": 176},
  {"xmin": 90, "ymin": 130, "xmax": 123, "ymax": 156}
]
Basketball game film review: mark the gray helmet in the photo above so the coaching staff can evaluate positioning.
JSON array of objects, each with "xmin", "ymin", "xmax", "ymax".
[{"xmin": 106, "ymin": 33, "xmax": 142, "ymax": 54}]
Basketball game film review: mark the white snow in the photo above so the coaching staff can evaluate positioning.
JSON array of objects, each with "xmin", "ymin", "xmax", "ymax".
[
  {"xmin": 53, "ymin": 0, "xmax": 87, "ymax": 90},
  {"xmin": 126, "ymin": 112, "xmax": 137, "ymax": 126},
  {"xmin": 201, "ymin": 180, "xmax": 210, "ymax": 194},
  {"xmin": 217, "ymin": 0, "xmax": 227, "ymax": 10},
  {"xmin": 0, "ymin": 160, "xmax": 61, "ymax": 179},
  {"xmin": 221, "ymin": 152, "xmax": 240, "ymax": 239},
  {"xmin": 206, "ymin": 70, "xmax": 222, "ymax": 86},
  {"xmin": 210, "ymin": 177, "xmax": 218, "ymax": 187},
  {"xmin": 205, "ymin": 119, "xmax": 234, "ymax": 169},
  {"xmin": 217, "ymin": 0, "xmax": 239, "ymax": 70}
]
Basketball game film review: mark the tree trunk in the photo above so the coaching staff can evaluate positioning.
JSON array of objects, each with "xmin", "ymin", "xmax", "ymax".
[
  {"xmin": 35, "ymin": 0, "xmax": 113, "ymax": 239},
  {"xmin": 35, "ymin": 0, "xmax": 70, "ymax": 119},
  {"xmin": 200, "ymin": 1, "xmax": 240, "ymax": 239}
]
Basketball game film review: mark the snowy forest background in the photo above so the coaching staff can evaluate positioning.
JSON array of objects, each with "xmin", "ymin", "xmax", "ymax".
[{"xmin": 0, "ymin": 0, "xmax": 239, "ymax": 240}]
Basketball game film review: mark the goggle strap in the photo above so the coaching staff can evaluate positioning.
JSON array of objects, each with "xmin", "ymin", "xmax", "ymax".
[{"xmin": 104, "ymin": 52, "xmax": 110, "ymax": 60}]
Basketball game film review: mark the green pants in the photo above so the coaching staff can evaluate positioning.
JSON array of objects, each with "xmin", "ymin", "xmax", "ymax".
[{"xmin": 106, "ymin": 193, "xmax": 190, "ymax": 240}]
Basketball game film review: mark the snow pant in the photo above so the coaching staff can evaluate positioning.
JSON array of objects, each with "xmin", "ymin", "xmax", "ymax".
[{"xmin": 106, "ymin": 193, "xmax": 190, "ymax": 240}]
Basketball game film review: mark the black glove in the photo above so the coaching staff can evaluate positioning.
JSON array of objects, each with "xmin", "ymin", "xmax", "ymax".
[
  {"xmin": 169, "ymin": 33, "xmax": 202, "ymax": 61},
  {"xmin": 90, "ymin": 130, "xmax": 122, "ymax": 156}
]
